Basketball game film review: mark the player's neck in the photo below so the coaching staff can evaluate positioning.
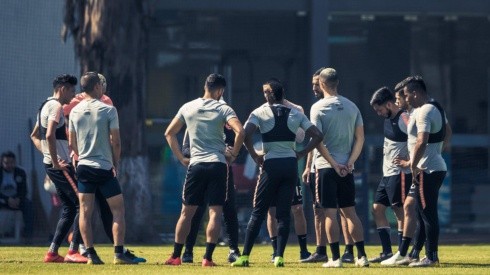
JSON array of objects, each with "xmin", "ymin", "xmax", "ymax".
[{"xmin": 323, "ymin": 89, "xmax": 338, "ymax": 97}]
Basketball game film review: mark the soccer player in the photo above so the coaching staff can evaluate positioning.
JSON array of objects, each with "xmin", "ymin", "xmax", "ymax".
[
  {"xmin": 181, "ymin": 120, "xmax": 241, "ymax": 263},
  {"xmin": 164, "ymin": 73, "xmax": 245, "ymax": 267},
  {"xmin": 63, "ymin": 73, "xmax": 145, "ymax": 263},
  {"xmin": 69, "ymin": 72, "xmax": 134, "ymax": 265},
  {"xmin": 232, "ymin": 78, "xmax": 323, "ymax": 267},
  {"xmin": 30, "ymin": 74, "xmax": 86, "ymax": 263},
  {"xmin": 368, "ymin": 87, "xmax": 412, "ymax": 263},
  {"xmin": 382, "ymin": 76, "xmax": 451, "ymax": 267},
  {"xmin": 311, "ymin": 68, "xmax": 369, "ymax": 268},
  {"xmin": 267, "ymin": 97, "xmax": 311, "ymax": 262}
]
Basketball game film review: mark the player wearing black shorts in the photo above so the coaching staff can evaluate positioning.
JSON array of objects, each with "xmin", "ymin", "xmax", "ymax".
[
  {"xmin": 164, "ymin": 74, "xmax": 245, "ymax": 267},
  {"xmin": 369, "ymin": 87, "xmax": 412, "ymax": 263}
]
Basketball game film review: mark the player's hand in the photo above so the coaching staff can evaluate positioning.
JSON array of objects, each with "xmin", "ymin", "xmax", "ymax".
[
  {"xmin": 393, "ymin": 155, "xmax": 410, "ymax": 168},
  {"xmin": 334, "ymin": 163, "xmax": 348, "ymax": 177},
  {"xmin": 253, "ymin": 155, "xmax": 264, "ymax": 167},
  {"xmin": 302, "ymin": 169, "xmax": 310, "ymax": 185},
  {"xmin": 180, "ymin": 157, "xmax": 190, "ymax": 167},
  {"xmin": 52, "ymin": 159, "xmax": 69, "ymax": 171}
]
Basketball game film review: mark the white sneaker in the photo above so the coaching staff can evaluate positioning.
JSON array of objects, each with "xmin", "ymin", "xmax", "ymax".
[
  {"xmin": 322, "ymin": 258, "xmax": 342, "ymax": 268},
  {"xmin": 355, "ymin": 256, "xmax": 369, "ymax": 267},
  {"xmin": 380, "ymin": 251, "xmax": 409, "ymax": 266}
]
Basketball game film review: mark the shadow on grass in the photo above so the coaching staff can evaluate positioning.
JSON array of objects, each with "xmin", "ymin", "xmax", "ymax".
[{"xmin": 442, "ymin": 263, "xmax": 490, "ymax": 268}]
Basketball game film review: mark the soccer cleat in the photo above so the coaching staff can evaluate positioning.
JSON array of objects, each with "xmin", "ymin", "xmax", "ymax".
[
  {"xmin": 300, "ymin": 251, "xmax": 311, "ymax": 261},
  {"xmin": 341, "ymin": 252, "xmax": 354, "ymax": 263},
  {"xmin": 87, "ymin": 254, "xmax": 104, "ymax": 265},
  {"xmin": 44, "ymin": 252, "xmax": 64, "ymax": 263},
  {"xmin": 231, "ymin": 255, "xmax": 249, "ymax": 267},
  {"xmin": 408, "ymin": 257, "xmax": 439, "ymax": 267},
  {"xmin": 270, "ymin": 253, "xmax": 276, "ymax": 263},
  {"xmin": 380, "ymin": 251, "xmax": 409, "ymax": 266},
  {"xmin": 369, "ymin": 252, "xmax": 393, "ymax": 263},
  {"xmin": 182, "ymin": 252, "xmax": 193, "ymax": 263},
  {"xmin": 114, "ymin": 253, "xmax": 138, "ymax": 265},
  {"xmin": 322, "ymin": 258, "xmax": 342, "ymax": 268},
  {"xmin": 273, "ymin": 256, "xmax": 284, "ymax": 267},
  {"xmin": 125, "ymin": 249, "xmax": 147, "ymax": 263},
  {"xmin": 300, "ymin": 252, "xmax": 328, "ymax": 263},
  {"xmin": 202, "ymin": 259, "xmax": 217, "ymax": 267},
  {"xmin": 355, "ymin": 256, "xmax": 370, "ymax": 267},
  {"xmin": 227, "ymin": 250, "xmax": 240, "ymax": 263},
  {"xmin": 64, "ymin": 252, "xmax": 88, "ymax": 263},
  {"xmin": 164, "ymin": 256, "xmax": 182, "ymax": 265}
]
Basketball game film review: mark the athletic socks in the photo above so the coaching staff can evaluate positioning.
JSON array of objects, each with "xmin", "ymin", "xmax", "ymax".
[
  {"xmin": 316, "ymin": 245, "xmax": 327, "ymax": 255},
  {"xmin": 172, "ymin": 243, "xmax": 184, "ymax": 258},
  {"xmin": 48, "ymin": 242, "xmax": 60, "ymax": 254},
  {"xmin": 270, "ymin": 236, "xmax": 278, "ymax": 255},
  {"xmin": 298, "ymin": 234, "xmax": 308, "ymax": 253},
  {"xmin": 377, "ymin": 227, "xmax": 392, "ymax": 254},
  {"xmin": 114, "ymin": 245, "xmax": 124, "ymax": 254},
  {"xmin": 397, "ymin": 229, "xmax": 403, "ymax": 251},
  {"xmin": 354, "ymin": 241, "xmax": 367, "ymax": 258},
  {"xmin": 427, "ymin": 251, "xmax": 438, "ymax": 261},
  {"xmin": 68, "ymin": 242, "xmax": 78, "ymax": 253},
  {"xmin": 203, "ymin": 243, "xmax": 216, "ymax": 261},
  {"xmin": 399, "ymin": 237, "xmax": 412, "ymax": 257},
  {"xmin": 329, "ymin": 242, "xmax": 340, "ymax": 261},
  {"xmin": 409, "ymin": 248, "xmax": 421, "ymax": 259},
  {"xmin": 86, "ymin": 247, "xmax": 97, "ymax": 256},
  {"xmin": 344, "ymin": 244, "xmax": 354, "ymax": 255}
]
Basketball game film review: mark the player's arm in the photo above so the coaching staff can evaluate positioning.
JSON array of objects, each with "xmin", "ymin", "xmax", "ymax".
[
  {"xmin": 46, "ymin": 119, "xmax": 65, "ymax": 170},
  {"xmin": 302, "ymin": 151, "xmax": 314, "ymax": 184},
  {"xmin": 296, "ymin": 125, "xmax": 322, "ymax": 159},
  {"xmin": 110, "ymin": 128, "xmax": 121, "ymax": 170},
  {"xmin": 226, "ymin": 117, "xmax": 245, "ymax": 162},
  {"xmin": 346, "ymin": 125, "xmax": 364, "ymax": 172},
  {"xmin": 243, "ymin": 123, "xmax": 263, "ymax": 166},
  {"xmin": 165, "ymin": 117, "xmax": 188, "ymax": 167},
  {"xmin": 30, "ymin": 122, "xmax": 43, "ymax": 152},
  {"xmin": 411, "ymin": 131, "xmax": 429, "ymax": 175},
  {"xmin": 442, "ymin": 122, "xmax": 452, "ymax": 152},
  {"xmin": 68, "ymin": 129, "xmax": 78, "ymax": 157}
]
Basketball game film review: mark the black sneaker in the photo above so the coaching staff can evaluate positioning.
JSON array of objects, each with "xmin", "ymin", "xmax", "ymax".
[
  {"xmin": 87, "ymin": 253, "xmax": 104, "ymax": 265},
  {"xmin": 341, "ymin": 252, "xmax": 354, "ymax": 263},
  {"xmin": 300, "ymin": 251, "xmax": 312, "ymax": 261},
  {"xmin": 228, "ymin": 250, "xmax": 241, "ymax": 263},
  {"xmin": 300, "ymin": 252, "xmax": 328, "ymax": 263},
  {"xmin": 182, "ymin": 252, "xmax": 193, "ymax": 263},
  {"xmin": 124, "ymin": 249, "xmax": 147, "ymax": 263},
  {"xmin": 369, "ymin": 252, "xmax": 393, "ymax": 263},
  {"xmin": 114, "ymin": 253, "xmax": 138, "ymax": 265}
]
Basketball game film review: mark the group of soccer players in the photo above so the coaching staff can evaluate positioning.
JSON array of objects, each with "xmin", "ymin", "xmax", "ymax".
[{"xmin": 165, "ymin": 69, "xmax": 450, "ymax": 268}]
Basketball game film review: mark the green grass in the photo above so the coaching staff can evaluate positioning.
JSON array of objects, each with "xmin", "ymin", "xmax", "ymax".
[{"xmin": 1, "ymin": 244, "xmax": 489, "ymax": 274}]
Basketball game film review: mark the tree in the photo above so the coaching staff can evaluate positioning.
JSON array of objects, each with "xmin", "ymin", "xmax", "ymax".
[{"xmin": 62, "ymin": 0, "xmax": 152, "ymax": 242}]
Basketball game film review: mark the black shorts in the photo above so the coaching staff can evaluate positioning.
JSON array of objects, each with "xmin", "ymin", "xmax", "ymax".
[
  {"xmin": 77, "ymin": 165, "xmax": 122, "ymax": 199},
  {"xmin": 309, "ymin": 172, "xmax": 322, "ymax": 209},
  {"xmin": 44, "ymin": 163, "xmax": 79, "ymax": 206},
  {"xmin": 183, "ymin": 162, "xmax": 227, "ymax": 206},
  {"xmin": 374, "ymin": 173, "xmax": 412, "ymax": 207},
  {"xmin": 317, "ymin": 168, "xmax": 355, "ymax": 209}
]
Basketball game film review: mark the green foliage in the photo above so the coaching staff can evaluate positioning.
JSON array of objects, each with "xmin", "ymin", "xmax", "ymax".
[{"xmin": 0, "ymin": 244, "xmax": 489, "ymax": 274}]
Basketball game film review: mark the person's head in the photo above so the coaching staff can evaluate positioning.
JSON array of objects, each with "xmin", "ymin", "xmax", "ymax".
[
  {"xmin": 80, "ymin": 71, "xmax": 102, "ymax": 98},
  {"xmin": 312, "ymin": 67, "xmax": 325, "ymax": 99},
  {"xmin": 52, "ymin": 74, "xmax": 77, "ymax": 104},
  {"xmin": 1, "ymin": 151, "xmax": 16, "ymax": 172},
  {"xmin": 394, "ymin": 79, "xmax": 410, "ymax": 111},
  {"xmin": 319, "ymin": 68, "xmax": 339, "ymax": 93},
  {"xmin": 204, "ymin": 73, "xmax": 226, "ymax": 100},
  {"xmin": 402, "ymin": 75, "xmax": 427, "ymax": 108},
  {"xmin": 98, "ymin": 73, "xmax": 107, "ymax": 94},
  {"xmin": 370, "ymin": 87, "xmax": 397, "ymax": 118},
  {"xmin": 262, "ymin": 78, "xmax": 284, "ymax": 104}
]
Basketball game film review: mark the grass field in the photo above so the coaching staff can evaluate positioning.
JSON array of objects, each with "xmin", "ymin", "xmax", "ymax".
[{"xmin": 1, "ymin": 244, "xmax": 489, "ymax": 274}]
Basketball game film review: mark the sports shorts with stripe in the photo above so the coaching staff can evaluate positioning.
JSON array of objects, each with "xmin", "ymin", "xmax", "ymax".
[
  {"xmin": 76, "ymin": 165, "xmax": 122, "ymax": 199},
  {"xmin": 374, "ymin": 173, "xmax": 412, "ymax": 207}
]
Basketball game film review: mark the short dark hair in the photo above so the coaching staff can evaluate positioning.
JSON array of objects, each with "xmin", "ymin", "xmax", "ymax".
[
  {"xmin": 263, "ymin": 78, "xmax": 284, "ymax": 101},
  {"xmin": 80, "ymin": 71, "xmax": 101, "ymax": 93},
  {"xmin": 319, "ymin": 68, "xmax": 339, "ymax": 89},
  {"xmin": 1, "ymin": 151, "xmax": 15, "ymax": 160},
  {"xmin": 205, "ymin": 73, "xmax": 226, "ymax": 91},
  {"xmin": 370, "ymin": 87, "xmax": 395, "ymax": 106},
  {"xmin": 403, "ymin": 75, "xmax": 427, "ymax": 94},
  {"xmin": 394, "ymin": 79, "xmax": 407, "ymax": 93},
  {"xmin": 52, "ymin": 74, "xmax": 77, "ymax": 89},
  {"xmin": 313, "ymin": 67, "xmax": 326, "ymax": 77}
]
